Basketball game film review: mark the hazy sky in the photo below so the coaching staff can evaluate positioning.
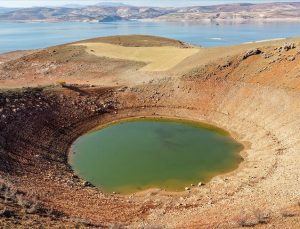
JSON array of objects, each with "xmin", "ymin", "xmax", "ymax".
[{"xmin": 1, "ymin": 0, "xmax": 300, "ymax": 8}]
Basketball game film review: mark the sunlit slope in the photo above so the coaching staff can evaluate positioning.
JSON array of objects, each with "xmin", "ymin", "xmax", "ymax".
[{"xmin": 72, "ymin": 42, "xmax": 200, "ymax": 71}]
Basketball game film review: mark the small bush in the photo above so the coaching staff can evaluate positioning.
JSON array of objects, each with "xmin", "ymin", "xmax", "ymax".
[
  {"xmin": 254, "ymin": 209, "xmax": 270, "ymax": 224},
  {"xmin": 0, "ymin": 178, "xmax": 16, "ymax": 203},
  {"xmin": 0, "ymin": 176, "xmax": 42, "ymax": 214},
  {"xmin": 281, "ymin": 211, "xmax": 297, "ymax": 218},
  {"xmin": 237, "ymin": 217, "xmax": 257, "ymax": 227},
  {"xmin": 26, "ymin": 201, "xmax": 41, "ymax": 214},
  {"xmin": 237, "ymin": 209, "xmax": 270, "ymax": 227}
]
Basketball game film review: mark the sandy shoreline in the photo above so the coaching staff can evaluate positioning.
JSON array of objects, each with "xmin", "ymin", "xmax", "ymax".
[{"xmin": 243, "ymin": 38, "xmax": 286, "ymax": 44}]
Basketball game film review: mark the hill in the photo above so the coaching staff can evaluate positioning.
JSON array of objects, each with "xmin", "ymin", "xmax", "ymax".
[{"xmin": 0, "ymin": 2, "xmax": 300, "ymax": 22}]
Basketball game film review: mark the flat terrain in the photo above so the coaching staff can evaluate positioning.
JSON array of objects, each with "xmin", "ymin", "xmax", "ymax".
[{"xmin": 0, "ymin": 35, "xmax": 300, "ymax": 228}]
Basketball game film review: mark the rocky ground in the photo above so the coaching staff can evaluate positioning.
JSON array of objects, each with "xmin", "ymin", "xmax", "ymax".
[{"xmin": 0, "ymin": 35, "xmax": 300, "ymax": 228}]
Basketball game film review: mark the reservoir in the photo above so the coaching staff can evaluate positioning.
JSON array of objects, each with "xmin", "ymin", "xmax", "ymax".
[
  {"xmin": 2, "ymin": 21, "xmax": 300, "ymax": 53},
  {"xmin": 70, "ymin": 118, "xmax": 243, "ymax": 194}
]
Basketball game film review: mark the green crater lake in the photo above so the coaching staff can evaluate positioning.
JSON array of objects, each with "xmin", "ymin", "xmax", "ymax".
[{"xmin": 70, "ymin": 118, "xmax": 243, "ymax": 194}]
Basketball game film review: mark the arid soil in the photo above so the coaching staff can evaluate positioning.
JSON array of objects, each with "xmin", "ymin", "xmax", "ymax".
[{"xmin": 0, "ymin": 35, "xmax": 300, "ymax": 228}]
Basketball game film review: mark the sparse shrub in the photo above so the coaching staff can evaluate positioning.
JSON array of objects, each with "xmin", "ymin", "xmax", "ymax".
[
  {"xmin": 45, "ymin": 207, "xmax": 54, "ymax": 217},
  {"xmin": 68, "ymin": 217, "xmax": 99, "ymax": 227},
  {"xmin": 16, "ymin": 194, "xmax": 28, "ymax": 208},
  {"xmin": 236, "ymin": 209, "xmax": 270, "ymax": 227},
  {"xmin": 16, "ymin": 193, "xmax": 42, "ymax": 214},
  {"xmin": 0, "ymin": 178, "xmax": 16, "ymax": 203},
  {"xmin": 254, "ymin": 209, "xmax": 270, "ymax": 224},
  {"xmin": 0, "ymin": 176, "xmax": 42, "ymax": 214},
  {"xmin": 281, "ymin": 211, "xmax": 297, "ymax": 218},
  {"xmin": 109, "ymin": 224, "xmax": 126, "ymax": 229},
  {"xmin": 26, "ymin": 203, "xmax": 39, "ymax": 214},
  {"xmin": 237, "ymin": 216, "xmax": 257, "ymax": 227}
]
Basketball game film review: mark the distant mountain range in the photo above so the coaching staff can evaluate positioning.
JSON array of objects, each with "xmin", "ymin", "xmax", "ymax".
[
  {"xmin": 0, "ymin": 7, "xmax": 18, "ymax": 13},
  {"xmin": 62, "ymin": 2, "xmax": 131, "ymax": 8},
  {"xmin": 0, "ymin": 2, "xmax": 300, "ymax": 23}
]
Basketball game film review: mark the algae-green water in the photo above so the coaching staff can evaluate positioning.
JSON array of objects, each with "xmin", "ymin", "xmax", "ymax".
[{"xmin": 70, "ymin": 118, "xmax": 243, "ymax": 194}]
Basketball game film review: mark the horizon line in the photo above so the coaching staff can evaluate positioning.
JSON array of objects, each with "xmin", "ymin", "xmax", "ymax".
[{"xmin": 1, "ymin": 0, "xmax": 300, "ymax": 8}]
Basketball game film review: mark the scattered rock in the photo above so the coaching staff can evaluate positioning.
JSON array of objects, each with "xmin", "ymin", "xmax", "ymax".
[
  {"xmin": 280, "ymin": 43, "xmax": 296, "ymax": 52},
  {"xmin": 83, "ymin": 181, "xmax": 94, "ymax": 187},
  {"xmin": 185, "ymin": 187, "xmax": 190, "ymax": 191},
  {"xmin": 117, "ymin": 86, "xmax": 128, "ymax": 92},
  {"xmin": 198, "ymin": 182, "xmax": 203, "ymax": 187},
  {"xmin": 219, "ymin": 61, "xmax": 232, "ymax": 69},
  {"xmin": 0, "ymin": 208, "xmax": 14, "ymax": 218},
  {"xmin": 72, "ymin": 174, "xmax": 79, "ymax": 179},
  {"xmin": 287, "ymin": 56, "xmax": 295, "ymax": 61},
  {"xmin": 242, "ymin": 48, "xmax": 262, "ymax": 60},
  {"xmin": 263, "ymin": 53, "xmax": 272, "ymax": 59}
]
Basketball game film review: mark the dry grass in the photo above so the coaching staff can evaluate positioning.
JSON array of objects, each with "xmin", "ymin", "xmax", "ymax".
[
  {"xmin": 0, "ymin": 177, "xmax": 42, "ymax": 214},
  {"xmin": 72, "ymin": 42, "xmax": 199, "ymax": 71}
]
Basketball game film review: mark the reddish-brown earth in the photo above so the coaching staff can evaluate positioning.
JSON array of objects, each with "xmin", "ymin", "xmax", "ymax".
[{"xmin": 0, "ymin": 35, "xmax": 300, "ymax": 228}]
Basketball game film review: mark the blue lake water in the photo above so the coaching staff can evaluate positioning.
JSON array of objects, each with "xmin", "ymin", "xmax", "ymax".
[{"xmin": 1, "ymin": 21, "xmax": 300, "ymax": 53}]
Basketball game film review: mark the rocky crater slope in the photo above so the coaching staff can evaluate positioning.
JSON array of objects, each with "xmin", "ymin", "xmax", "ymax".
[{"xmin": 0, "ymin": 35, "xmax": 300, "ymax": 228}]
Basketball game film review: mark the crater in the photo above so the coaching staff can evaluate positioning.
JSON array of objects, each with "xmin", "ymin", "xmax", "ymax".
[{"xmin": 0, "ymin": 35, "xmax": 299, "ymax": 228}]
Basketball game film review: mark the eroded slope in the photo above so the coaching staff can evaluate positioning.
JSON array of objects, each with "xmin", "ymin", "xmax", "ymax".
[{"xmin": 0, "ymin": 35, "xmax": 300, "ymax": 228}]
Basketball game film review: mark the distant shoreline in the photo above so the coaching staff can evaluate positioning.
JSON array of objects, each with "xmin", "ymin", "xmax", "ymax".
[
  {"xmin": 142, "ymin": 18, "xmax": 300, "ymax": 23},
  {"xmin": 243, "ymin": 38, "xmax": 286, "ymax": 44},
  {"xmin": 2, "ymin": 18, "xmax": 300, "ymax": 24}
]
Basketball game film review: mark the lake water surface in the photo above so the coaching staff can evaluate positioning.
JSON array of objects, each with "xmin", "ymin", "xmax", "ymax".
[
  {"xmin": 1, "ymin": 21, "xmax": 300, "ymax": 53},
  {"xmin": 70, "ymin": 118, "xmax": 243, "ymax": 194}
]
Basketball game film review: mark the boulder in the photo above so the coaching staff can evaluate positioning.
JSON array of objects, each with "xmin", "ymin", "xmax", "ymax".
[
  {"xmin": 242, "ymin": 48, "xmax": 262, "ymax": 60},
  {"xmin": 280, "ymin": 43, "xmax": 296, "ymax": 52}
]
